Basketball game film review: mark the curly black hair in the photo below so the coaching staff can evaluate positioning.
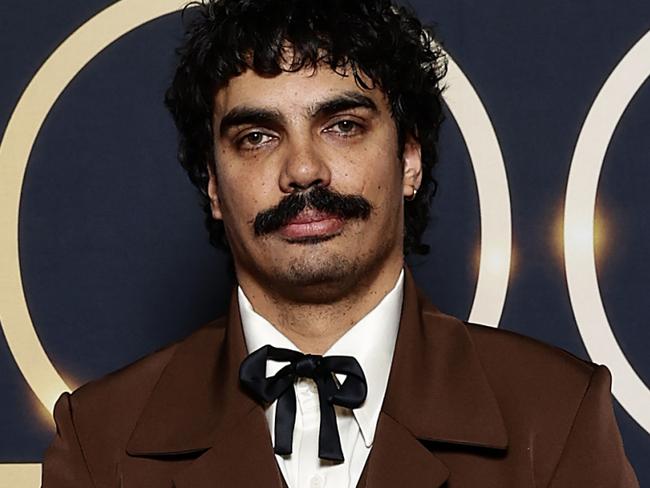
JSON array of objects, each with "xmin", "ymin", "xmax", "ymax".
[{"xmin": 165, "ymin": 0, "xmax": 447, "ymax": 255}]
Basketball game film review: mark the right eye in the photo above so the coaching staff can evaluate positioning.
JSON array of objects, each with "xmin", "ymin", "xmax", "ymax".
[{"xmin": 238, "ymin": 131, "xmax": 274, "ymax": 150}]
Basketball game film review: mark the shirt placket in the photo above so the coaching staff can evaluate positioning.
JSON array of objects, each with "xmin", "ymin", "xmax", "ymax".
[{"xmin": 296, "ymin": 378, "xmax": 326, "ymax": 488}]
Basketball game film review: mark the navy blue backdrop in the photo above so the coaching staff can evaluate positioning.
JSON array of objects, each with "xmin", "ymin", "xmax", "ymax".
[{"xmin": 0, "ymin": 0, "xmax": 648, "ymax": 485}]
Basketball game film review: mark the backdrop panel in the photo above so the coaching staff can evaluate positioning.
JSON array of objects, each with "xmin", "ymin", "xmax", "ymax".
[{"xmin": 0, "ymin": 0, "xmax": 648, "ymax": 485}]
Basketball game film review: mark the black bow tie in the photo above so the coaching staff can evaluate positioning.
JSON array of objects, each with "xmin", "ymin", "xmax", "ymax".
[{"xmin": 239, "ymin": 345, "xmax": 367, "ymax": 462}]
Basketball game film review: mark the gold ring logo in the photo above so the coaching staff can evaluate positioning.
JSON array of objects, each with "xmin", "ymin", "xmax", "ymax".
[
  {"xmin": 565, "ymin": 29, "xmax": 650, "ymax": 435},
  {"xmin": 0, "ymin": 2, "xmax": 511, "ymax": 484},
  {"xmin": 0, "ymin": 1, "xmax": 188, "ymax": 485},
  {"xmin": 443, "ymin": 55, "xmax": 512, "ymax": 327}
]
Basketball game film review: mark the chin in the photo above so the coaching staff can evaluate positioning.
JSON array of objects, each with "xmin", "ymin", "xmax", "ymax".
[
  {"xmin": 250, "ymin": 229, "xmax": 396, "ymax": 302},
  {"xmin": 287, "ymin": 254, "xmax": 357, "ymax": 284},
  {"xmin": 268, "ymin": 254, "xmax": 363, "ymax": 303}
]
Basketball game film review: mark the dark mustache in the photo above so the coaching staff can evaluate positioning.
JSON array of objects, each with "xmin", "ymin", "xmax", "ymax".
[{"xmin": 254, "ymin": 186, "xmax": 373, "ymax": 236}]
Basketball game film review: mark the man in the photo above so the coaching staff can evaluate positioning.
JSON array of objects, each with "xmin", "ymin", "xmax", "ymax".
[{"xmin": 42, "ymin": 0, "xmax": 639, "ymax": 486}]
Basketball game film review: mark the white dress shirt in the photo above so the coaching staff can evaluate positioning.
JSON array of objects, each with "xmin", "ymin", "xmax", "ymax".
[{"xmin": 239, "ymin": 269, "xmax": 404, "ymax": 488}]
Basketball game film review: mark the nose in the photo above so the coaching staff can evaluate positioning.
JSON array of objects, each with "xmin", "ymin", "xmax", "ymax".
[{"xmin": 279, "ymin": 136, "xmax": 331, "ymax": 193}]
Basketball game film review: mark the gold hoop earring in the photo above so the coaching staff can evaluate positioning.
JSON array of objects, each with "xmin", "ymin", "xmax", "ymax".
[{"xmin": 406, "ymin": 188, "xmax": 417, "ymax": 201}]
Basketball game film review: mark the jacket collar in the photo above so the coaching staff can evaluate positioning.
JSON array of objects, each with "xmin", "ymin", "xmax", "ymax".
[
  {"xmin": 381, "ymin": 269, "xmax": 508, "ymax": 449},
  {"xmin": 358, "ymin": 268, "xmax": 508, "ymax": 487},
  {"xmin": 124, "ymin": 266, "xmax": 507, "ymax": 488},
  {"xmin": 125, "ymin": 286, "xmax": 257, "ymax": 456}
]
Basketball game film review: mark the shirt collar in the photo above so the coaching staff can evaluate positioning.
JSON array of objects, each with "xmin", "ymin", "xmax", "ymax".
[{"xmin": 239, "ymin": 268, "xmax": 404, "ymax": 448}]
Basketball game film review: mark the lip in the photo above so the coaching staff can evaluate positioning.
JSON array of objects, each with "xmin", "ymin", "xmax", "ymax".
[{"xmin": 278, "ymin": 210, "xmax": 344, "ymax": 240}]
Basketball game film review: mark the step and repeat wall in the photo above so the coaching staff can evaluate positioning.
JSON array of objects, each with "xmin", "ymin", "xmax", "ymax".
[{"xmin": 0, "ymin": 0, "xmax": 648, "ymax": 485}]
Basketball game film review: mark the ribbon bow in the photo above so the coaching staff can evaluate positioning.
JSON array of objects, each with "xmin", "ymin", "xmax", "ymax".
[{"xmin": 239, "ymin": 345, "xmax": 367, "ymax": 462}]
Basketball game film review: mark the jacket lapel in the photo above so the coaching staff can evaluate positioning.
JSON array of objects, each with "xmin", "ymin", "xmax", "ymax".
[
  {"xmin": 123, "ymin": 288, "xmax": 285, "ymax": 488},
  {"xmin": 359, "ymin": 268, "xmax": 508, "ymax": 487},
  {"xmin": 121, "ymin": 267, "xmax": 507, "ymax": 488},
  {"xmin": 172, "ymin": 406, "xmax": 285, "ymax": 488},
  {"xmin": 358, "ymin": 411, "xmax": 450, "ymax": 487}
]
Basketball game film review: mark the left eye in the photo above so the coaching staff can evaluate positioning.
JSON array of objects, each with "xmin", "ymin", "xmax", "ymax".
[
  {"xmin": 335, "ymin": 120, "xmax": 357, "ymax": 132},
  {"xmin": 327, "ymin": 120, "xmax": 362, "ymax": 136}
]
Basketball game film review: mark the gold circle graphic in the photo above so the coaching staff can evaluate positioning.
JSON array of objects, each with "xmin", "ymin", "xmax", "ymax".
[
  {"xmin": 565, "ymin": 29, "xmax": 650, "ymax": 434},
  {"xmin": 443, "ymin": 58, "xmax": 512, "ymax": 327},
  {"xmin": 0, "ymin": 1, "xmax": 511, "ymax": 483},
  {"xmin": 0, "ymin": 0, "xmax": 511, "ymax": 427},
  {"xmin": 0, "ymin": 0, "xmax": 188, "ymax": 413}
]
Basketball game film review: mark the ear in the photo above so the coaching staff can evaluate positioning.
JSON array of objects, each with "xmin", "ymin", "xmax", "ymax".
[
  {"xmin": 402, "ymin": 134, "xmax": 422, "ymax": 199},
  {"xmin": 206, "ymin": 163, "xmax": 223, "ymax": 220}
]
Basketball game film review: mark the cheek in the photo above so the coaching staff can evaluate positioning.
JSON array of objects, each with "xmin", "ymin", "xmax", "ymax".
[
  {"xmin": 348, "ymin": 153, "xmax": 402, "ymax": 203},
  {"xmin": 330, "ymin": 143, "xmax": 395, "ymax": 191},
  {"xmin": 217, "ymin": 169, "xmax": 278, "ymax": 231},
  {"xmin": 365, "ymin": 165, "xmax": 404, "ymax": 224}
]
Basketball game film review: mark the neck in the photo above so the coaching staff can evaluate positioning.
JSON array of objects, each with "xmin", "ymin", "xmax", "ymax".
[{"xmin": 237, "ymin": 259, "xmax": 404, "ymax": 354}]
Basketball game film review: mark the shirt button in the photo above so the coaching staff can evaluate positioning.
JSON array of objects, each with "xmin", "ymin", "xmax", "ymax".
[{"xmin": 310, "ymin": 474, "xmax": 324, "ymax": 488}]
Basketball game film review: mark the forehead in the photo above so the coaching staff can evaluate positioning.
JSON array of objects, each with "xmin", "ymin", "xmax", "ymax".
[{"xmin": 213, "ymin": 66, "xmax": 389, "ymax": 118}]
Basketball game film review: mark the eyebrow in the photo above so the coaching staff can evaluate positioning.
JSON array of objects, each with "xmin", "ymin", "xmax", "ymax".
[
  {"xmin": 219, "ymin": 107, "xmax": 286, "ymax": 137},
  {"xmin": 218, "ymin": 90, "xmax": 379, "ymax": 137},
  {"xmin": 308, "ymin": 91, "xmax": 379, "ymax": 118}
]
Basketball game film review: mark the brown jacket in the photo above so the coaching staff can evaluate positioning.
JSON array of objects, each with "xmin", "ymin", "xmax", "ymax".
[{"xmin": 42, "ymin": 269, "xmax": 639, "ymax": 487}]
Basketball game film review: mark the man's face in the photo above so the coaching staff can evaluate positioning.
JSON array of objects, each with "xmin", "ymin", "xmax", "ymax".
[{"xmin": 208, "ymin": 64, "xmax": 421, "ymax": 300}]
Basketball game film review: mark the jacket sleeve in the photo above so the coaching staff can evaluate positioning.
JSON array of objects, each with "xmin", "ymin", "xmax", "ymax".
[
  {"xmin": 547, "ymin": 364, "xmax": 639, "ymax": 488},
  {"xmin": 42, "ymin": 392, "xmax": 96, "ymax": 488}
]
